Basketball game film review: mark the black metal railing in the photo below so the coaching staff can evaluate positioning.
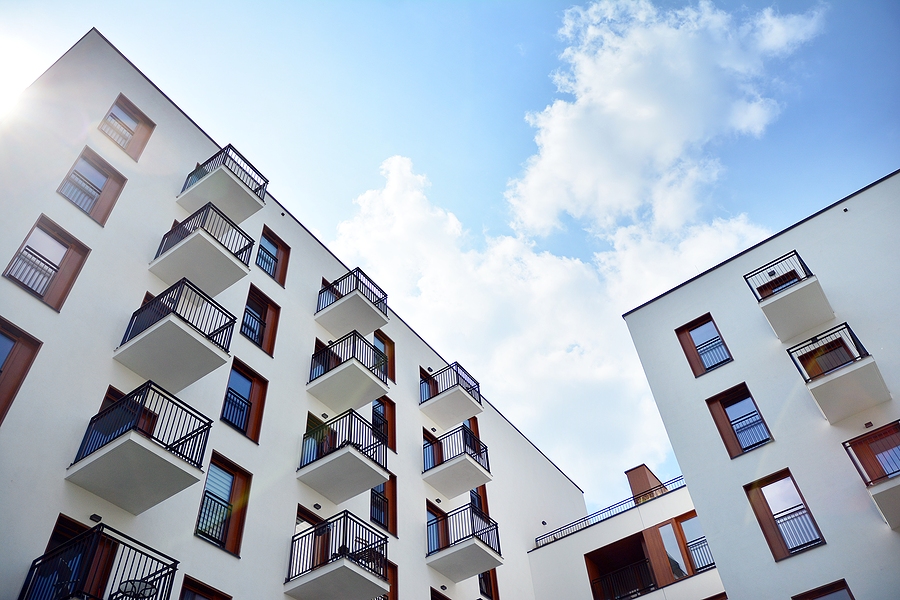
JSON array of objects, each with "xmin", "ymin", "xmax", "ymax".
[
  {"xmin": 371, "ymin": 488, "xmax": 389, "ymax": 529},
  {"xmin": 535, "ymin": 476, "xmax": 685, "ymax": 547},
  {"xmin": 299, "ymin": 409, "xmax": 388, "ymax": 471},
  {"xmin": 787, "ymin": 323, "xmax": 868, "ymax": 382},
  {"xmin": 686, "ymin": 536, "xmax": 715, "ymax": 572},
  {"xmin": 744, "ymin": 250, "xmax": 814, "ymax": 301},
  {"xmin": 591, "ymin": 559, "xmax": 656, "ymax": 600},
  {"xmin": 696, "ymin": 336, "xmax": 730, "ymax": 370},
  {"xmin": 99, "ymin": 113, "xmax": 135, "ymax": 148},
  {"xmin": 221, "ymin": 388, "xmax": 251, "ymax": 433},
  {"xmin": 308, "ymin": 331, "xmax": 388, "ymax": 384},
  {"xmin": 241, "ymin": 308, "xmax": 265, "ymax": 346},
  {"xmin": 155, "ymin": 202, "xmax": 254, "ymax": 265},
  {"xmin": 420, "ymin": 362, "xmax": 481, "ymax": 405},
  {"xmin": 181, "ymin": 144, "xmax": 268, "ymax": 202},
  {"xmin": 423, "ymin": 424, "xmax": 490, "ymax": 473},
  {"xmin": 120, "ymin": 278, "xmax": 236, "ymax": 352},
  {"xmin": 17, "ymin": 524, "xmax": 177, "ymax": 600},
  {"xmin": 73, "ymin": 381, "xmax": 212, "ymax": 469},
  {"xmin": 427, "ymin": 504, "xmax": 501, "ymax": 557},
  {"xmin": 196, "ymin": 490, "xmax": 232, "ymax": 547},
  {"xmin": 774, "ymin": 504, "xmax": 822, "ymax": 553},
  {"xmin": 316, "ymin": 267, "xmax": 388, "ymax": 317},
  {"xmin": 844, "ymin": 421, "xmax": 900, "ymax": 486},
  {"xmin": 286, "ymin": 511, "xmax": 388, "ymax": 583},
  {"xmin": 256, "ymin": 245, "xmax": 277, "ymax": 278},
  {"xmin": 731, "ymin": 411, "xmax": 771, "ymax": 451},
  {"xmin": 7, "ymin": 246, "xmax": 58, "ymax": 297},
  {"xmin": 60, "ymin": 170, "xmax": 102, "ymax": 213}
]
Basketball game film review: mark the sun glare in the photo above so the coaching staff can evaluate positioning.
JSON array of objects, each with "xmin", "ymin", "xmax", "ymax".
[{"xmin": 0, "ymin": 37, "xmax": 48, "ymax": 121}]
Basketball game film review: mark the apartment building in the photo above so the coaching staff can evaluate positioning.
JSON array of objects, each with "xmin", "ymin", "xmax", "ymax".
[
  {"xmin": 624, "ymin": 170, "xmax": 900, "ymax": 599},
  {"xmin": 0, "ymin": 29, "xmax": 589, "ymax": 600}
]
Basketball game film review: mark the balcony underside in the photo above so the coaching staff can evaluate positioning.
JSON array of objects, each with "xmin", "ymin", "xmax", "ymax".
[
  {"xmin": 423, "ymin": 454, "xmax": 492, "ymax": 499},
  {"xmin": 307, "ymin": 360, "xmax": 389, "ymax": 413},
  {"xmin": 149, "ymin": 229, "xmax": 249, "ymax": 297},
  {"xmin": 297, "ymin": 445, "xmax": 389, "ymax": 504},
  {"xmin": 426, "ymin": 537, "xmax": 503, "ymax": 583},
  {"xmin": 284, "ymin": 558, "xmax": 389, "ymax": 600},
  {"xmin": 65, "ymin": 430, "xmax": 202, "ymax": 514},
  {"xmin": 315, "ymin": 290, "xmax": 388, "ymax": 338},
  {"xmin": 759, "ymin": 276, "xmax": 833, "ymax": 341},
  {"xmin": 869, "ymin": 476, "xmax": 900, "ymax": 530},
  {"xmin": 420, "ymin": 386, "xmax": 483, "ymax": 430},
  {"xmin": 808, "ymin": 356, "xmax": 891, "ymax": 423},
  {"xmin": 177, "ymin": 167, "xmax": 263, "ymax": 224},
  {"xmin": 114, "ymin": 314, "xmax": 229, "ymax": 393}
]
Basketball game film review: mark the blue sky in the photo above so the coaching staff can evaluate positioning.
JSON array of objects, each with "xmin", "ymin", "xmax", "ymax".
[{"xmin": 2, "ymin": 0, "xmax": 898, "ymax": 509}]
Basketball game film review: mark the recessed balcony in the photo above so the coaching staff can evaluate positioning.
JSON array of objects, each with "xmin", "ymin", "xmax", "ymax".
[
  {"xmin": 177, "ymin": 145, "xmax": 267, "ymax": 224},
  {"xmin": 149, "ymin": 202, "xmax": 253, "ymax": 296},
  {"xmin": 788, "ymin": 323, "xmax": 891, "ymax": 423},
  {"xmin": 844, "ymin": 421, "xmax": 900, "ymax": 529},
  {"xmin": 423, "ymin": 424, "xmax": 492, "ymax": 498},
  {"xmin": 420, "ymin": 363, "xmax": 483, "ymax": 430},
  {"xmin": 65, "ymin": 381, "xmax": 211, "ymax": 514},
  {"xmin": 307, "ymin": 331, "xmax": 389, "ymax": 413},
  {"xmin": 315, "ymin": 268, "xmax": 389, "ymax": 338},
  {"xmin": 297, "ymin": 409, "xmax": 389, "ymax": 504},
  {"xmin": 114, "ymin": 278, "xmax": 235, "ymax": 393},
  {"xmin": 17, "ymin": 524, "xmax": 177, "ymax": 600},
  {"xmin": 426, "ymin": 504, "xmax": 502, "ymax": 583},
  {"xmin": 744, "ymin": 251, "xmax": 833, "ymax": 341},
  {"xmin": 285, "ymin": 511, "xmax": 390, "ymax": 600}
]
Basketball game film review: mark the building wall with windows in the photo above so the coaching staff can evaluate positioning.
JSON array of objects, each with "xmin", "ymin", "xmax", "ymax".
[
  {"xmin": 624, "ymin": 170, "xmax": 900, "ymax": 600},
  {"xmin": 0, "ymin": 29, "xmax": 588, "ymax": 600}
]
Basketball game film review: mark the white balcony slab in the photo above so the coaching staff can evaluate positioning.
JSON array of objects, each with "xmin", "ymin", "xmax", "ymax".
[
  {"xmin": 284, "ymin": 557, "xmax": 390, "ymax": 600},
  {"xmin": 869, "ymin": 476, "xmax": 900, "ymax": 530},
  {"xmin": 426, "ymin": 537, "xmax": 503, "ymax": 583},
  {"xmin": 759, "ymin": 276, "xmax": 833, "ymax": 341},
  {"xmin": 114, "ymin": 314, "xmax": 229, "ymax": 393},
  {"xmin": 65, "ymin": 430, "xmax": 202, "ymax": 514},
  {"xmin": 420, "ymin": 386, "xmax": 483, "ymax": 430},
  {"xmin": 176, "ymin": 167, "xmax": 264, "ymax": 224},
  {"xmin": 423, "ymin": 454, "xmax": 492, "ymax": 499},
  {"xmin": 297, "ymin": 445, "xmax": 389, "ymax": 504},
  {"xmin": 315, "ymin": 290, "xmax": 389, "ymax": 338},
  {"xmin": 307, "ymin": 359, "xmax": 389, "ymax": 413},
  {"xmin": 808, "ymin": 356, "xmax": 891, "ymax": 423},
  {"xmin": 149, "ymin": 228, "xmax": 249, "ymax": 297}
]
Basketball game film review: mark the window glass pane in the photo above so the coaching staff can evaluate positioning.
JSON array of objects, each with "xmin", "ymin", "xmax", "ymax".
[
  {"xmin": 680, "ymin": 516, "xmax": 704, "ymax": 543},
  {"xmin": 0, "ymin": 332, "xmax": 14, "ymax": 371},
  {"xmin": 110, "ymin": 104, "xmax": 139, "ymax": 130},
  {"xmin": 658, "ymin": 523, "xmax": 688, "ymax": 579},
  {"xmin": 689, "ymin": 321, "xmax": 718, "ymax": 346},
  {"xmin": 75, "ymin": 158, "xmax": 108, "ymax": 189},
  {"xmin": 373, "ymin": 336, "xmax": 386, "ymax": 354},
  {"xmin": 816, "ymin": 591, "xmax": 852, "ymax": 600},
  {"xmin": 259, "ymin": 235, "xmax": 278, "ymax": 256},
  {"xmin": 724, "ymin": 397, "xmax": 755, "ymax": 421},
  {"xmin": 427, "ymin": 510, "xmax": 441, "ymax": 553},
  {"xmin": 227, "ymin": 369, "xmax": 252, "ymax": 399},
  {"xmin": 761, "ymin": 478, "xmax": 802, "ymax": 514},
  {"xmin": 206, "ymin": 464, "xmax": 234, "ymax": 501},
  {"xmin": 25, "ymin": 229, "xmax": 67, "ymax": 266}
]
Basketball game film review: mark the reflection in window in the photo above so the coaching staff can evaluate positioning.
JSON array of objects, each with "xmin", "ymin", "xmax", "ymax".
[{"xmin": 658, "ymin": 523, "xmax": 688, "ymax": 580}]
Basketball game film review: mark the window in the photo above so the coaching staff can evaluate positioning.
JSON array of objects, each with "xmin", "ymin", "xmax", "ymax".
[
  {"xmin": 479, "ymin": 569, "xmax": 499, "ymax": 599},
  {"xmin": 240, "ymin": 285, "xmax": 279, "ymax": 354},
  {"xmin": 706, "ymin": 384, "xmax": 772, "ymax": 458},
  {"xmin": 180, "ymin": 576, "xmax": 231, "ymax": 600},
  {"xmin": 372, "ymin": 396, "xmax": 396, "ymax": 451},
  {"xmin": 255, "ymin": 226, "xmax": 290, "ymax": 285},
  {"xmin": 676, "ymin": 314, "xmax": 732, "ymax": 376},
  {"xmin": 5, "ymin": 216, "xmax": 90, "ymax": 310},
  {"xmin": 99, "ymin": 94, "xmax": 155, "ymax": 161},
  {"xmin": 371, "ymin": 474, "xmax": 397, "ymax": 535},
  {"xmin": 196, "ymin": 452, "xmax": 251, "ymax": 555},
  {"xmin": 0, "ymin": 316, "xmax": 41, "ymax": 428},
  {"xmin": 221, "ymin": 359, "xmax": 267, "ymax": 441},
  {"xmin": 745, "ymin": 470, "xmax": 824, "ymax": 560},
  {"xmin": 373, "ymin": 329, "xmax": 395, "ymax": 381},
  {"xmin": 424, "ymin": 428, "xmax": 443, "ymax": 471},
  {"xmin": 431, "ymin": 588, "xmax": 451, "ymax": 600},
  {"xmin": 471, "ymin": 484, "xmax": 489, "ymax": 515},
  {"xmin": 426, "ymin": 502, "xmax": 448, "ymax": 555},
  {"xmin": 792, "ymin": 580, "xmax": 855, "ymax": 600},
  {"xmin": 844, "ymin": 422, "xmax": 900, "ymax": 485},
  {"xmin": 382, "ymin": 561, "xmax": 398, "ymax": 600},
  {"xmin": 420, "ymin": 367, "xmax": 438, "ymax": 401},
  {"xmin": 58, "ymin": 147, "xmax": 126, "ymax": 225}
]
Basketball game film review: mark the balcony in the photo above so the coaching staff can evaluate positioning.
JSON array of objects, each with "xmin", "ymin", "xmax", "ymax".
[
  {"xmin": 177, "ymin": 145, "xmax": 267, "ymax": 224},
  {"xmin": 315, "ymin": 268, "xmax": 389, "ymax": 338},
  {"xmin": 426, "ymin": 504, "xmax": 503, "ymax": 583},
  {"xmin": 65, "ymin": 381, "xmax": 210, "ymax": 514},
  {"xmin": 149, "ymin": 202, "xmax": 253, "ymax": 296},
  {"xmin": 114, "ymin": 279, "xmax": 235, "ymax": 393},
  {"xmin": 419, "ymin": 363, "xmax": 483, "ymax": 430},
  {"xmin": 787, "ymin": 323, "xmax": 891, "ymax": 423},
  {"xmin": 774, "ymin": 504, "xmax": 823, "ymax": 554},
  {"xmin": 744, "ymin": 251, "xmax": 833, "ymax": 341},
  {"xmin": 590, "ymin": 559, "xmax": 656, "ymax": 600},
  {"xmin": 297, "ymin": 409, "xmax": 389, "ymax": 503},
  {"xmin": 307, "ymin": 331, "xmax": 389, "ymax": 413},
  {"xmin": 17, "ymin": 524, "xmax": 177, "ymax": 600},
  {"xmin": 844, "ymin": 422, "xmax": 900, "ymax": 529},
  {"xmin": 686, "ymin": 536, "xmax": 715, "ymax": 573},
  {"xmin": 423, "ymin": 425, "xmax": 492, "ymax": 498},
  {"xmin": 6, "ymin": 246, "xmax": 58, "ymax": 298},
  {"xmin": 284, "ymin": 511, "xmax": 390, "ymax": 600}
]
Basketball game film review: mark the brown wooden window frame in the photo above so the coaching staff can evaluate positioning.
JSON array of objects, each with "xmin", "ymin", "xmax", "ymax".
[
  {"xmin": 675, "ymin": 314, "xmax": 732, "ymax": 377},
  {"xmin": 197, "ymin": 452, "xmax": 252, "ymax": 556},
  {"xmin": 57, "ymin": 147, "xmax": 126, "ymax": 226},
  {"xmin": 479, "ymin": 568, "xmax": 500, "ymax": 599},
  {"xmin": 844, "ymin": 421, "xmax": 900, "ymax": 485},
  {"xmin": 256, "ymin": 226, "xmax": 290, "ymax": 285},
  {"xmin": 791, "ymin": 579, "xmax": 855, "ymax": 600},
  {"xmin": 241, "ymin": 285, "xmax": 280, "ymax": 355},
  {"xmin": 706, "ymin": 383, "xmax": 772, "ymax": 459},
  {"xmin": 373, "ymin": 329, "xmax": 395, "ymax": 382},
  {"xmin": 4, "ymin": 215, "xmax": 90, "ymax": 311},
  {"xmin": 99, "ymin": 94, "xmax": 155, "ymax": 161},
  {"xmin": 179, "ymin": 576, "xmax": 232, "ymax": 600},
  {"xmin": 371, "ymin": 473, "xmax": 398, "ymax": 536},
  {"xmin": 373, "ymin": 396, "xmax": 396, "ymax": 451},
  {"xmin": 427, "ymin": 501, "xmax": 449, "ymax": 554},
  {"xmin": 431, "ymin": 587, "xmax": 452, "ymax": 600},
  {"xmin": 221, "ymin": 358, "xmax": 268, "ymax": 442},
  {"xmin": 0, "ymin": 316, "xmax": 41, "ymax": 428},
  {"xmin": 744, "ymin": 469, "xmax": 824, "ymax": 561},
  {"xmin": 384, "ymin": 560, "xmax": 398, "ymax": 600}
]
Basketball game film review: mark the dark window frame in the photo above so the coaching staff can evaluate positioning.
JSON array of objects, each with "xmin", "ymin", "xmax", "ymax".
[
  {"xmin": 373, "ymin": 329, "xmax": 395, "ymax": 382},
  {"xmin": 195, "ymin": 452, "xmax": 252, "ymax": 556},
  {"xmin": 221, "ymin": 358, "xmax": 268, "ymax": 442},
  {"xmin": 792, "ymin": 579, "xmax": 855, "ymax": 600},
  {"xmin": 256, "ymin": 225, "xmax": 290, "ymax": 285},
  {"xmin": 675, "ymin": 314, "xmax": 732, "ymax": 377},
  {"xmin": 57, "ymin": 147, "xmax": 126, "ymax": 226},
  {"xmin": 744, "ymin": 469, "xmax": 824, "ymax": 561},
  {"xmin": 99, "ymin": 94, "xmax": 155, "ymax": 161},
  {"xmin": 371, "ymin": 474, "xmax": 397, "ymax": 536},
  {"xmin": 0, "ymin": 316, "xmax": 41, "ymax": 428},
  {"xmin": 706, "ymin": 383, "xmax": 772, "ymax": 458},
  {"xmin": 180, "ymin": 575, "xmax": 232, "ymax": 600},
  {"xmin": 373, "ymin": 396, "xmax": 396, "ymax": 451},
  {"xmin": 241, "ymin": 285, "xmax": 280, "ymax": 355}
]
